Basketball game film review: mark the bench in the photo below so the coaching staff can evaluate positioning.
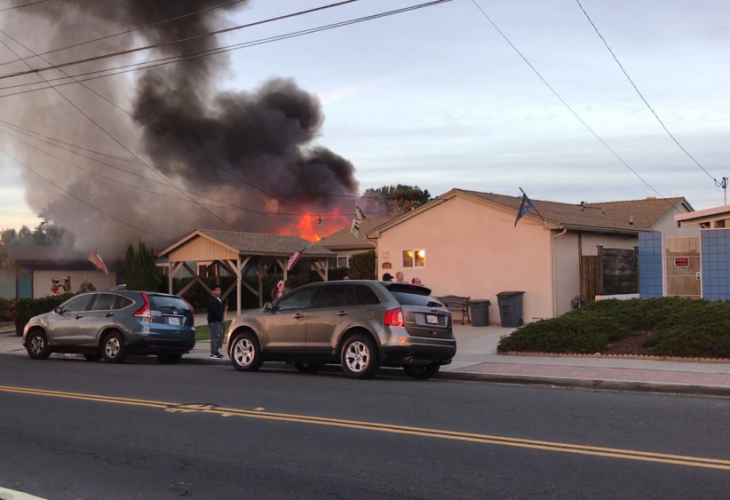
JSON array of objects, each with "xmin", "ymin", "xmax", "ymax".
[{"xmin": 435, "ymin": 295, "xmax": 471, "ymax": 325}]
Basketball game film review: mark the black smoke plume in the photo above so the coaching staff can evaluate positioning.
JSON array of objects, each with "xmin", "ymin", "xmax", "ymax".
[{"xmin": 3, "ymin": 0, "xmax": 358, "ymax": 256}]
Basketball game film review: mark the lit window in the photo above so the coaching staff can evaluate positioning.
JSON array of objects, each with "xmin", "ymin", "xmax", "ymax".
[
  {"xmin": 337, "ymin": 256, "xmax": 350, "ymax": 269},
  {"xmin": 402, "ymin": 250, "xmax": 425, "ymax": 268}
]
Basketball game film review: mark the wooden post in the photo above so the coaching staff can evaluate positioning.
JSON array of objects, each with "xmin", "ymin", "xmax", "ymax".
[
  {"xmin": 635, "ymin": 246, "xmax": 640, "ymax": 293},
  {"xmin": 168, "ymin": 264, "xmax": 173, "ymax": 295},
  {"xmin": 236, "ymin": 257, "xmax": 242, "ymax": 316},
  {"xmin": 596, "ymin": 245, "xmax": 604, "ymax": 296},
  {"xmin": 257, "ymin": 262, "xmax": 264, "ymax": 308}
]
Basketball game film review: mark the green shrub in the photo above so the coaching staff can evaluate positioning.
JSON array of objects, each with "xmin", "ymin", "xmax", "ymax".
[
  {"xmin": 0, "ymin": 297, "xmax": 11, "ymax": 322},
  {"xmin": 497, "ymin": 297, "xmax": 730, "ymax": 358},
  {"xmin": 349, "ymin": 251, "xmax": 376, "ymax": 280},
  {"xmin": 13, "ymin": 294, "xmax": 74, "ymax": 336}
]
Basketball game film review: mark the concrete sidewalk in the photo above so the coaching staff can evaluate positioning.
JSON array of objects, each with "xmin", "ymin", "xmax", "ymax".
[{"xmin": 5, "ymin": 323, "xmax": 730, "ymax": 396}]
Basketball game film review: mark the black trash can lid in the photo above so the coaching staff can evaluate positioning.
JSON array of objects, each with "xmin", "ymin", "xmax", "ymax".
[
  {"xmin": 471, "ymin": 299, "xmax": 491, "ymax": 305},
  {"xmin": 497, "ymin": 291, "xmax": 525, "ymax": 297}
]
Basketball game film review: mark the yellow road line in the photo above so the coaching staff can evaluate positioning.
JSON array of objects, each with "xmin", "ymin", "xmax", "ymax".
[{"xmin": 2, "ymin": 384, "xmax": 728, "ymax": 471}]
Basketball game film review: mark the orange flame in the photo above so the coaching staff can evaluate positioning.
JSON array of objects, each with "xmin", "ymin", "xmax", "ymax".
[{"xmin": 296, "ymin": 214, "xmax": 321, "ymax": 243}]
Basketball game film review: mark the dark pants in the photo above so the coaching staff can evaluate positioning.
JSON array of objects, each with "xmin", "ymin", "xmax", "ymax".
[{"xmin": 209, "ymin": 322, "xmax": 223, "ymax": 355}]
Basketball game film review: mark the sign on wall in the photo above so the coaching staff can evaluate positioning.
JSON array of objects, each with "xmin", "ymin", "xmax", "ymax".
[
  {"xmin": 675, "ymin": 257, "xmax": 689, "ymax": 267},
  {"xmin": 381, "ymin": 262, "xmax": 392, "ymax": 270}
]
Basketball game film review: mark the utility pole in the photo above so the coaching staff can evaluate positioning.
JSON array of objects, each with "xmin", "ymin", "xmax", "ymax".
[
  {"xmin": 722, "ymin": 177, "xmax": 728, "ymax": 206},
  {"xmin": 318, "ymin": 214, "xmax": 323, "ymax": 240}
]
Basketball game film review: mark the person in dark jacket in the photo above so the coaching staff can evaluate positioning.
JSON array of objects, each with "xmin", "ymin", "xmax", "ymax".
[{"xmin": 207, "ymin": 285, "xmax": 225, "ymax": 359}]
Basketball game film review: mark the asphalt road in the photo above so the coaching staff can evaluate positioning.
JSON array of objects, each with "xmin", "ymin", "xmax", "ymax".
[{"xmin": 2, "ymin": 354, "xmax": 730, "ymax": 500}]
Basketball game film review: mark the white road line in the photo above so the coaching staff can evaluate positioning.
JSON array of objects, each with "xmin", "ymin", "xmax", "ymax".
[{"xmin": 0, "ymin": 486, "xmax": 49, "ymax": 500}]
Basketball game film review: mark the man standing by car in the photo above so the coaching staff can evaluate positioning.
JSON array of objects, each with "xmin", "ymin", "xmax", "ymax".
[{"xmin": 207, "ymin": 285, "xmax": 225, "ymax": 360}]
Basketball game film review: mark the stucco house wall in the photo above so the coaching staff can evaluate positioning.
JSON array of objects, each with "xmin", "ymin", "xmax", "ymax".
[{"xmin": 375, "ymin": 196, "xmax": 555, "ymax": 323}]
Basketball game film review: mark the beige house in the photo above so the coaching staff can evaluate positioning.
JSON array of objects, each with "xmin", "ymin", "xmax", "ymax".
[
  {"xmin": 318, "ymin": 217, "xmax": 392, "ymax": 268},
  {"xmin": 367, "ymin": 189, "xmax": 694, "ymax": 323}
]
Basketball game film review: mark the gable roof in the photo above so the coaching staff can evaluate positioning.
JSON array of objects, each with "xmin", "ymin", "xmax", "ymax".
[
  {"xmin": 371, "ymin": 189, "xmax": 688, "ymax": 236},
  {"xmin": 318, "ymin": 217, "xmax": 393, "ymax": 251},
  {"xmin": 157, "ymin": 229, "xmax": 335, "ymax": 259}
]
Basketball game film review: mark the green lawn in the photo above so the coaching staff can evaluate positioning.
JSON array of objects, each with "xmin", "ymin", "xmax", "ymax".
[{"xmin": 195, "ymin": 320, "xmax": 232, "ymax": 341}]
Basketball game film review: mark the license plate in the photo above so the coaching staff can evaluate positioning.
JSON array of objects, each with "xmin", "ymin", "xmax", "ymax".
[
  {"xmin": 168, "ymin": 317, "xmax": 181, "ymax": 326},
  {"xmin": 426, "ymin": 314, "xmax": 439, "ymax": 325}
]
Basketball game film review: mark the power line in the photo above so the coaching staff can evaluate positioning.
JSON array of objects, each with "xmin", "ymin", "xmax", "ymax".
[
  {"xmin": 0, "ymin": 0, "xmax": 363, "ymax": 81},
  {"xmin": 0, "ymin": 28, "xmax": 243, "ymax": 232},
  {"xmin": 0, "ymin": 0, "xmax": 245, "ymax": 69},
  {"xmin": 0, "ymin": 124, "xmax": 392, "ymax": 222},
  {"xmin": 0, "ymin": 0, "xmax": 51, "ymax": 14},
  {"xmin": 0, "ymin": 141, "xmax": 171, "ymax": 240},
  {"xmin": 469, "ymin": 0, "xmax": 679, "ymax": 212},
  {"xmin": 574, "ymin": 0, "xmax": 718, "ymax": 185},
  {"xmin": 0, "ymin": 1, "xmax": 453, "ymax": 99}
]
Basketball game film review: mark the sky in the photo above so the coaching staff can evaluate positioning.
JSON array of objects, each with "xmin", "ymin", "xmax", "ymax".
[{"xmin": 1, "ymin": 0, "xmax": 729, "ymax": 230}]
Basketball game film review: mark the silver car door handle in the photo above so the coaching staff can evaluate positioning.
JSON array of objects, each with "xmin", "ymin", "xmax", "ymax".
[
  {"xmin": 292, "ymin": 313, "xmax": 305, "ymax": 319},
  {"xmin": 106, "ymin": 312, "xmax": 114, "ymax": 318},
  {"xmin": 336, "ymin": 311, "xmax": 349, "ymax": 317},
  {"xmin": 75, "ymin": 314, "xmax": 83, "ymax": 320}
]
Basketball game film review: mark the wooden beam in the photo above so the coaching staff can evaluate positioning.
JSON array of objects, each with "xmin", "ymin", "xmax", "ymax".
[
  {"xmin": 236, "ymin": 257, "xmax": 242, "ymax": 316},
  {"xmin": 182, "ymin": 263, "xmax": 213, "ymax": 294},
  {"xmin": 178, "ymin": 278, "xmax": 197, "ymax": 298},
  {"xmin": 277, "ymin": 258, "xmax": 288, "ymax": 281},
  {"xmin": 313, "ymin": 260, "xmax": 327, "ymax": 281}
]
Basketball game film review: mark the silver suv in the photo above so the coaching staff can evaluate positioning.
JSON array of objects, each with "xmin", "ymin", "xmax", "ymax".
[
  {"xmin": 23, "ymin": 291, "xmax": 195, "ymax": 364},
  {"xmin": 225, "ymin": 281, "xmax": 456, "ymax": 380}
]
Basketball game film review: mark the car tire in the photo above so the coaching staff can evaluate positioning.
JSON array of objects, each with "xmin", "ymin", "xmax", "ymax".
[
  {"xmin": 83, "ymin": 353, "xmax": 102, "ymax": 362},
  {"xmin": 101, "ymin": 331, "xmax": 127, "ymax": 364},
  {"xmin": 403, "ymin": 364, "xmax": 440, "ymax": 380},
  {"xmin": 230, "ymin": 332, "xmax": 263, "ymax": 372},
  {"xmin": 26, "ymin": 329, "xmax": 51, "ymax": 360},
  {"xmin": 294, "ymin": 362, "xmax": 322, "ymax": 374},
  {"xmin": 158, "ymin": 353, "xmax": 182, "ymax": 365},
  {"xmin": 340, "ymin": 334, "xmax": 380, "ymax": 380}
]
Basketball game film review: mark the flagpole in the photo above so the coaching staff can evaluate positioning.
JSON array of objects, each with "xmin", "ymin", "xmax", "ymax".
[{"xmin": 519, "ymin": 187, "xmax": 545, "ymax": 222}]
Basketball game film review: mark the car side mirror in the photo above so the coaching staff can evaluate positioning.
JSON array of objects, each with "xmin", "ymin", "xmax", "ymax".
[
  {"xmin": 54, "ymin": 306, "xmax": 64, "ymax": 315},
  {"xmin": 264, "ymin": 302, "xmax": 275, "ymax": 313}
]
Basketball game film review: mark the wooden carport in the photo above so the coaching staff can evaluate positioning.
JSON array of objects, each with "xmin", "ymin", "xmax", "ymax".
[{"xmin": 156, "ymin": 229, "xmax": 335, "ymax": 315}]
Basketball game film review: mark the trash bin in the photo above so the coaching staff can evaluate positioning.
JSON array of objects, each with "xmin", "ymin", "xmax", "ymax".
[
  {"xmin": 497, "ymin": 291, "xmax": 525, "ymax": 328},
  {"xmin": 470, "ymin": 299, "xmax": 491, "ymax": 327}
]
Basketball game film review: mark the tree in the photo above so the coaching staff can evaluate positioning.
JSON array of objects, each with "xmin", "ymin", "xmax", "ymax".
[
  {"xmin": 360, "ymin": 185, "xmax": 432, "ymax": 217},
  {"xmin": 349, "ymin": 251, "xmax": 376, "ymax": 280},
  {"xmin": 1, "ymin": 220, "xmax": 74, "ymax": 247},
  {"xmin": 124, "ymin": 241, "xmax": 161, "ymax": 292}
]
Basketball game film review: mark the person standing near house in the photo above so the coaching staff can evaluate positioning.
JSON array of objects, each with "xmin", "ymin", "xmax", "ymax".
[
  {"xmin": 412, "ymin": 277, "xmax": 423, "ymax": 286},
  {"xmin": 382, "ymin": 273, "xmax": 393, "ymax": 282},
  {"xmin": 396, "ymin": 272, "xmax": 405, "ymax": 283},
  {"xmin": 207, "ymin": 285, "xmax": 225, "ymax": 360}
]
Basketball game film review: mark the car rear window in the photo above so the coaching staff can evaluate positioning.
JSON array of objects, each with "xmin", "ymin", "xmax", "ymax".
[
  {"xmin": 91, "ymin": 294, "xmax": 117, "ymax": 311},
  {"xmin": 355, "ymin": 285, "xmax": 380, "ymax": 306},
  {"xmin": 390, "ymin": 292, "xmax": 443, "ymax": 307},
  {"xmin": 149, "ymin": 295, "xmax": 191, "ymax": 313}
]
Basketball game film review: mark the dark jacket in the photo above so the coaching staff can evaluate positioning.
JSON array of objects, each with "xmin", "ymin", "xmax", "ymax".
[{"xmin": 207, "ymin": 295, "xmax": 224, "ymax": 323}]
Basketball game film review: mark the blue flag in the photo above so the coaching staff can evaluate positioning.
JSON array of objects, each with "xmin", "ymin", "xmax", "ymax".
[{"xmin": 514, "ymin": 193, "xmax": 535, "ymax": 227}]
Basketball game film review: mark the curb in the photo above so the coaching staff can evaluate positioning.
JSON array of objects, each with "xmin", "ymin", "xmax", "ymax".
[
  {"xmin": 436, "ymin": 371, "xmax": 730, "ymax": 397},
  {"xmin": 0, "ymin": 486, "xmax": 48, "ymax": 500},
  {"xmin": 499, "ymin": 351, "xmax": 730, "ymax": 364}
]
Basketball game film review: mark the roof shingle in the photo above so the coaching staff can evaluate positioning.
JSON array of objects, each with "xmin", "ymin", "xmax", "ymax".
[{"xmin": 318, "ymin": 217, "xmax": 393, "ymax": 250}]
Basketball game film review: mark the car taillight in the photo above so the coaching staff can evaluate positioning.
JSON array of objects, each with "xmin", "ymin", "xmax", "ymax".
[
  {"xmin": 384, "ymin": 308, "xmax": 404, "ymax": 327},
  {"xmin": 134, "ymin": 293, "xmax": 152, "ymax": 323}
]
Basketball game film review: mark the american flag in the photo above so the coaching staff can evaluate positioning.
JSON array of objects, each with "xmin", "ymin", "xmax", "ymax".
[
  {"xmin": 286, "ymin": 251, "xmax": 302, "ymax": 271},
  {"xmin": 88, "ymin": 248, "xmax": 109, "ymax": 274}
]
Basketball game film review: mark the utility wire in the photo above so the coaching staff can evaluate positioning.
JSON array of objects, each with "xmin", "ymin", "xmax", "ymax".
[
  {"xmin": 0, "ymin": 0, "xmax": 51, "ymax": 14},
  {"xmin": 574, "ymin": 0, "xmax": 718, "ymax": 185},
  {"xmin": 0, "ymin": 1, "xmax": 453, "ymax": 98},
  {"xmin": 0, "ymin": 124, "xmax": 392, "ymax": 222},
  {"xmin": 469, "ymin": 0, "xmax": 679, "ymax": 212},
  {"xmin": 0, "ymin": 28, "xmax": 243, "ymax": 232},
  {"xmin": 0, "ymin": 142, "xmax": 171, "ymax": 240},
  {"xmin": 0, "ymin": 0, "xmax": 245, "ymax": 69},
  {"xmin": 0, "ymin": 0, "xmax": 363, "ymax": 81}
]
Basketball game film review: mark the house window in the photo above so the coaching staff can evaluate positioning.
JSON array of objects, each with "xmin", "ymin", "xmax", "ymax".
[
  {"xmin": 402, "ymin": 249, "xmax": 426, "ymax": 268},
  {"xmin": 156, "ymin": 264, "xmax": 170, "ymax": 276},
  {"xmin": 337, "ymin": 256, "xmax": 350, "ymax": 269}
]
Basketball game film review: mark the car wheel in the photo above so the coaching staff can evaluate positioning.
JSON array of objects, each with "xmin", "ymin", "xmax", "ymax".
[
  {"xmin": 101, "ymin": 331, "xmax": 127, "ymax": 364},
  {"xmin": 158, "ymin": 353, "xmax": 182, "ymax": 365},
  {"xmin": 294, "ymin": 362, "xmax": 322, "ymax": 374},
  {"xmin": 83, "ymin": 353, "xmax": 102, "ymax": 362},
  {"xmin": 403, "ymin": 364, "xmax": 440, "ymax": 380},
  {"xmin": 230, "ymin": 332, "xmax": 263, "ymax": 372},
  {"xmin": 26, "ymin": 329, "xmax": 51, "ymax": 360},
  {"xmin": 340, "ymin": 334, "xmax": 380, "ymax": 380}
]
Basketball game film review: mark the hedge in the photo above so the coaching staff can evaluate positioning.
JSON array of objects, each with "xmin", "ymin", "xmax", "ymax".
[
  {"xmin": 14, "ymin": 294, "xmax": 74, "ymax": 336},
  {"xmin": 349, "ymin": 251, "xmax": 376, "ymax": 280},
  {"xmin": 497, "ymin": 297, "xmax": 730, "ymax": 358},
  {"xmin": 0, "ymin": 297, "xmax": 11, "ymax": 322}
]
